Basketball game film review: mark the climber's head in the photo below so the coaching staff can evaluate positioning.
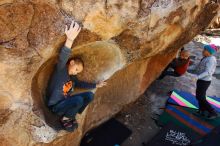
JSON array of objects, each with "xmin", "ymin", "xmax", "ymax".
[
  {"xmin": 67, "ymin": 56, "xmax": 84, "ymax": 75},
  {"xmin": 203, "ymin": 44, "xmax": 218, "ymax": 57},
  {"xmin": 203, "ymin": 49, "xmax": 212, "ymax": 57},
  {"xmin": 180, "ymin": 50, "xmax": 190, "ymax": 59}
]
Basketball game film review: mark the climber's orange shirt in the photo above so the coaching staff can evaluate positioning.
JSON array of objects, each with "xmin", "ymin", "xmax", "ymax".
[{"xmin": 63, "ymin": 81, "xmax": 73, "ymax": 96}]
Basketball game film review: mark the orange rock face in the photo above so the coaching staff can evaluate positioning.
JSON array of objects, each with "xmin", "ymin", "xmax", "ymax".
[
  {"xmin": 0, "ymin": 0, "xmax": 219, "ymax": 146},
  {"xmin": 210, "ymin": 16, "xmax": 220, "ymax": 28}
]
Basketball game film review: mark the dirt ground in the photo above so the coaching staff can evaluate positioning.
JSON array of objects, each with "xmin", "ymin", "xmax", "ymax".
[{"xmin": 116, "ymin": 93, "xmax": 161, "ymax": 146}]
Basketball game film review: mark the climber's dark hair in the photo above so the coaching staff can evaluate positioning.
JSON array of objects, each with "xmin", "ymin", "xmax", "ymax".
[
  {"xmin": 67, "ymin": 56, "xmax": 84, "ymax": 68},
  {"xmin": 181, "ymin": 47, "xmax": 185, "ymax": 51}
]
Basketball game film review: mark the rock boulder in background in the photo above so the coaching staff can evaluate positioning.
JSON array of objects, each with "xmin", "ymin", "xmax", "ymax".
[{"xmin": 0, "ymin": 0, "xmax": 219, "ymax": 146}]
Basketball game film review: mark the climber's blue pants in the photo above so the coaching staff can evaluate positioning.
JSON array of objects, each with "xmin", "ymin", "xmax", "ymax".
[{"xmin": 51, "ymin": 92, "xmax": 94, "ymax": 119}]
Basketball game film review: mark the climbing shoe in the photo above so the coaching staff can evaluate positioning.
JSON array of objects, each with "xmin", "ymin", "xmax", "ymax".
[
  {"xmin": 207, "ymin": 111, "xmax": 218, "ymax": 120},
  {"xmin": 193, "ymin": 110, "xmax": 205, "ymax": 117},
  {"xmin": 60, "ymin": 118, "xmax": 78, "ymax": 132}
]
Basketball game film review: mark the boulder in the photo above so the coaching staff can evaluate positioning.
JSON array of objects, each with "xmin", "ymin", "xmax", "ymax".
[{"xmin": 0, "ymin": 0, "xmax": 219, "ymax": 146}]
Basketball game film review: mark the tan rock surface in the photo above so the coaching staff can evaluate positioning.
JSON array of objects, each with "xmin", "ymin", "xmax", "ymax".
[{"xmin": 0, "ymin": 0, "xmax": 219, "ymax": 146}]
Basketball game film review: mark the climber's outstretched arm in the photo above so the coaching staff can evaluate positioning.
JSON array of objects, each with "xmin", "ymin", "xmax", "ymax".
[
  {"xmin": 57, "ymin": 21, "xmax": 81, "ymax": 70},
  {"xmin": 64, "ymin": 20, "xmax": 81, "ymax": 48}
]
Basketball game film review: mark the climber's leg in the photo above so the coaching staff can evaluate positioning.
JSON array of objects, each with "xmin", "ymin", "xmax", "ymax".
[
  {"xmin": 52, "ymin": 96, "xmax": 83, "ymax": 119},
  {"xmin": 158, "ymin": 70, "xmax": 180, "ymax": 80},
  {"xmin": 76, "ymin": 91, "xmax": 94, "ymax": 114},
  {"xmin": 51, "ymin": 96, "xmax": 84, "ymax": 131}
]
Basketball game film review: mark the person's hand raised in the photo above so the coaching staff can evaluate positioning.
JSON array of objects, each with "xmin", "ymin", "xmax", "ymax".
[
  {"xmin": 64, "ymin": 20, "xmax": 81, "ymax": 48},
  {"xmin": 65, "ymin": 20, "xmax": 81, "ymax": 42}
]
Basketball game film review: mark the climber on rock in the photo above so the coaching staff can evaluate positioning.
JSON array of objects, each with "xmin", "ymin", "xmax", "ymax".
[
  {"xmin": 46, "ymin": 20, "xmax": 107, "ymax": 132},
  {"xmin": 190, "ymin": 44, "xmax": 219, "ymax": 119},
  {"xmin": 158, "ymin": 48, "xmax": 191, "ymax": 80}
]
